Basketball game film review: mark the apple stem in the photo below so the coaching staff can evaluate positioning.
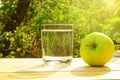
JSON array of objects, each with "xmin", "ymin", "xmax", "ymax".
[{"xmin": 86, "ymin": 43, "xmax": 97, "ymax": 49}]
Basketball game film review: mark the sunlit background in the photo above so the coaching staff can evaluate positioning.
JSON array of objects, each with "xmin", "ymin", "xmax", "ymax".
[
  {"xmin": 0, "ymin": 0, "xmax": 1, "ymax": 8},
  {"xmin": 0, "ymin": 0, "xmax": 120, "ymax": 58},
  {"xmin": 103, "ymin": 0, "xmax": 116, "ymax": 9}
]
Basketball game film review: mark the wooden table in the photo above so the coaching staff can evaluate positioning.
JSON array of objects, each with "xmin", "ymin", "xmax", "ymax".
[{"xmin": 0, "ymin": 57, "xmax": 120, "ymax": 80}]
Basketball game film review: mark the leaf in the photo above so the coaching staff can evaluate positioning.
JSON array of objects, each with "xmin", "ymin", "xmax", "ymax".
[{"xmin": 9, "ymin": 37, "xmax": 15, "ymax": 41}]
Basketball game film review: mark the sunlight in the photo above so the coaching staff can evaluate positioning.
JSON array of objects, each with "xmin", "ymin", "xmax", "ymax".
[
  {"xmin": 103, "ymin": 0, "xmax": 116, "ymax": 10},
  {"xmin": 0, "ymin": 0, "xmax": 1, "ymax": 8}
]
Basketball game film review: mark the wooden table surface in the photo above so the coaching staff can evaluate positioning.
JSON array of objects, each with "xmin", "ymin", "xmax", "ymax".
[{"xmin": 0, "ymin": 57, "xmax": 120, "ymax": 80}]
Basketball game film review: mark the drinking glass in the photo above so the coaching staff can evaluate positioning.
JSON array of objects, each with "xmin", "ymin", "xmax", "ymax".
[{"xmin": 41, "ymin": 24, "xmax": 74, "ymax": 67}]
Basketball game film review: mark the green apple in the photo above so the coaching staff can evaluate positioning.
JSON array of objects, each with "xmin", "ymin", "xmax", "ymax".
[{"xmin": 80, "ymin": 32, "xmax": 115, "ymax": 67}]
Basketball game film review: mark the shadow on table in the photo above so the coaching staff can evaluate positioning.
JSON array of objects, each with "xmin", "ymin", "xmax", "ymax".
[
  {"xmin": 8, "ymin": 72, "xmax": 53, "ymax": 79},
  {"xmin": 8, "ymin": 63, "xmax": 69, "ymax": 79},
  {"xmin": 71, "ymin": 66, "xmax": 111, "ymax": 77},
  {"xmin": 8, "ymin": 64, "xmax": 48, "ymax": 79}
]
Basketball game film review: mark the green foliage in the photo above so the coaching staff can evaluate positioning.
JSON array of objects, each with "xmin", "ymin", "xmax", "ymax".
[{"xmin": 0, "ymin": 0, "xmax": 120, "ymax": 58}]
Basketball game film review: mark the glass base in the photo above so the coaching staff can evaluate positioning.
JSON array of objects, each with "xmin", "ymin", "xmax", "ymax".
[{"xmin": 43, "ymin": 56, "xmax": 72, "ymax": 68}]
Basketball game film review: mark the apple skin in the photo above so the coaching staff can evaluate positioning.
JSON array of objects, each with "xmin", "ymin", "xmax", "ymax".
[{"xmin": 80, "ymin": 32, "xmax": 115, "ymax": 67}]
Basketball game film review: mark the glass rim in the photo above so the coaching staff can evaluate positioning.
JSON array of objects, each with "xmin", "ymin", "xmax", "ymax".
[
  {"xmin": 41, "ymin": 24, "xmax": 74, "ymax": 26},
  {"xmin": 41, "ymin": 29, "xmax": 74, "ymax": 32}
]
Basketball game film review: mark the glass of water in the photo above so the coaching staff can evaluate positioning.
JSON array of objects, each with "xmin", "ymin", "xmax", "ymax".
[{"xmin": 41, "ymin": 24, "xmax": 74, "ymax": 67}]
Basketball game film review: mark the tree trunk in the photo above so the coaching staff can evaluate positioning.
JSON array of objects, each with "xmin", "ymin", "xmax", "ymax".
[{"xmin": 1, "ymin": 0, "xmax": 31, "ymax": 56}]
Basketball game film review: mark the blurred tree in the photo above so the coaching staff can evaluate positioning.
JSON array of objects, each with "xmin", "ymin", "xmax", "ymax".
[{"xmin": 0, "ymin": 0, "xmax": 32, "ymax": 57}]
